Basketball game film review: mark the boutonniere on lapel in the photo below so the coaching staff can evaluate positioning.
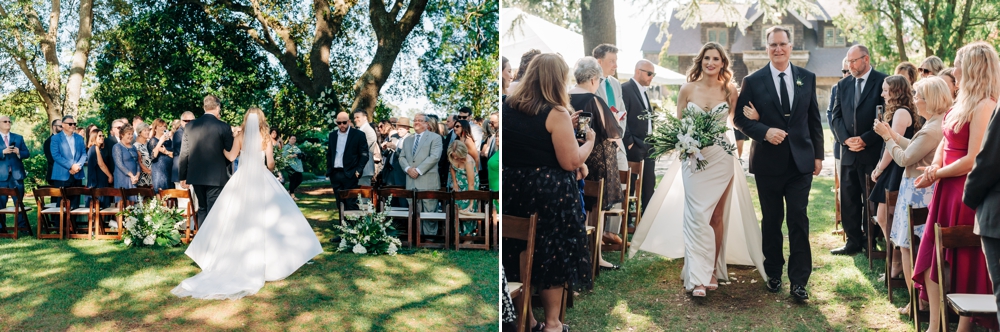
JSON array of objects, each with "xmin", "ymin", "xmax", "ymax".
[{"xmin": 795, "ymin": 77, "xmax": 803, "ymax": 87}]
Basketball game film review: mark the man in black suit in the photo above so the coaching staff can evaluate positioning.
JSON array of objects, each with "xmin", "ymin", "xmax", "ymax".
[
  {"xmin": 439, "ymin": 113, "xmax": 457, "ymax": 188},
  {"xmin": 326, "ymin": 111, "xmax": 369, "ymax": 210},
  {"xmin": 733, "ymin": 26, "xmax": 824, "ymax": 301},
  {"xmin": 172, "ymin": 111, "xmax": 195, "ymax": 188},
  {"xmin": 830, "ymin": 45, "xmax": 887, "ymax": 256},
  {"xmin": 964, "ymin": 105, "xmax": 1000, "ymax": 323},
  {"xmin": 42, "ymin": 119, "xmax": 61, "ymax": 185},
  {"xmin": 622, "ymin": 59, "xmax": 657, "ymax": 215},
  {"xmin": 178, "ymin": 95, "xmax": 234, "ymax": 227}
]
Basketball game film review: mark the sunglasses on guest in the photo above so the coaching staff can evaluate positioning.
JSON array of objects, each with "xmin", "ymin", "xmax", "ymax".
[
  {"xmin": 639, "ymin": 69, "xmax": 656, "ymax": 77},
  {"xmin": 64, "ymin": 122, "xmax": 77, "ymax": 126},
  {"xmin": 336, "ymin": 121, "xmax": 349, "ymax": 125},
  {"xmin": 919, "ymin": 68, "xmax": 934, "ymax": 74},
  {"xmin": 841, "ymin": 69, "xmax": 850, "ymax": 75}
]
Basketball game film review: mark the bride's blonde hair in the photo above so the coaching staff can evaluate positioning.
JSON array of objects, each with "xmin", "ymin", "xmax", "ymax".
[{"xmin": 243, "ymin": 107, "xmax": 272, "ymax": 150}]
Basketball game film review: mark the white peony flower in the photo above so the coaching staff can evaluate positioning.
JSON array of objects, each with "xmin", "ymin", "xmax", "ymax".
[
  {"xmin": 144, "ymin": 215, "xmax": 152, "ymax": 223},
  {"xmin": 339, "ymin": 238, "xmax": 348, "ymax": 251},
  {"xmin": 124, "ymin": 237, "xmax": 132, "ymax": 246},
  {"xmin": 352, "ymin": 243, "xmax": 367, "ymax": 254},
  {"xmin": 387, "ymin": 243, "xmax": 398, "ymax": 255},
  {"xmin": 143, "ymin": 234, "xmax": 156, "ymax": 245}
]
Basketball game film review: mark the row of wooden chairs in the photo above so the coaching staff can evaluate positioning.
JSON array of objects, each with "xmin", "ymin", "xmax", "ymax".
[
  {"xmin": 27, "ymin": 187, "xmax": 195, "ymax": 242},
  {"xmin": 335, "ymin": 186, "xmax": 499, "ymax": 250}
]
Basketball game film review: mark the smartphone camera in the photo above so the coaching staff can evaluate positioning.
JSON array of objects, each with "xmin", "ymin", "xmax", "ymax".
[{"xmin": 576, "ymin": 112, "xmax": 592, "ymax": 139}]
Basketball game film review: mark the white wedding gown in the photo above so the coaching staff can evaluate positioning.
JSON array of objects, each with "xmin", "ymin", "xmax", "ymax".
[
  {"xmin": 171, "ymin": 113, "xmax": 323, "ymax": 300},
  {"xmin": 628, "ymin": 102, "xmax": 767, "ymax": 291}
]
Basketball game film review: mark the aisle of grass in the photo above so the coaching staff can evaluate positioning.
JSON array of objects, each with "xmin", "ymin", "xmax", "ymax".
[
  {"xmin": 0, "ymin": 185, "xmax": 498, "ymax": 331},
  {"xmin": 564, "ymin": 177, "xmax": 917, "ymax": 331}
]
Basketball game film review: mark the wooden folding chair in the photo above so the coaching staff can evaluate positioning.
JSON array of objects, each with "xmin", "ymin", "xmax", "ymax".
[
  {"xmin": 33, "ymin": 188, "xmax": 64, "ymax": 239},
  {"xmin": 0, "ymin": 188, "xmax": 32, "ymax": 239},
  {"xmin": 452, "ymin": 190, "xmax": 492, "ymax": 250},
  {"xmin": 601, "ymin": 170, "xmax": 630, "ymax": 263},
  {"xmin": 491, "ymin": 190, "xmax": 499, "ymax": 250},
  {"xmin": 414, "ymin": 190, "xmax": 451, "ymax": 249},
  {"xmin": 336, "ymin": 188, "xmax": 374, "ymax": 223},
  {"xmin": 62, "ymin": 187, "xmax": 94, "ymax": 240},
  {"xmin": 865, "ymin": 178, "xmax": 885, "ymax": 268},
  {"xmin": 908, "ymin": 206, "xmax": 930, "ymax": 330},
  {"xmin": 159, "ymin": 189, "xmax": 195, "ymax": 243},
  {"xmin": 92, "ymin": 188, "xmax": 124, "ymax": 240},
  {"xmin": 627, "ymin": 160, "xmax": 644, "ymax": 234},
  {"xmin": 376, "ymin": 187, "xmax": 413, "ymax": 248},
  {"xmin": 935, "ymin": 224, "xmax": 996, "ymax": 329},
  {"xmin": 884, "ymin": 190, "xmax": 906, "ymax": 301},
  {"xmin": 582, "ymin": 179, "xmax": 605, "ymax": 280},
  {"xmin": 503, "ymin": 213, "xmax": 538, "ymax": 332}
]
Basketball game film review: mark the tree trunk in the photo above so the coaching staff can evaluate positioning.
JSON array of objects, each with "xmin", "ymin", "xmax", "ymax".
[
  {"xmin": 64, "ymin": 0, "xmax": 94, "ymax": 116},
  {"xmin": 954, "ymin": 0, "xmax": 974, "ymax": 51},
  {"xmin": 890, "ymin": 0, "xmax": 907, "ymax": 61},
  {"xmin": 580, "ymin": 0, "xmax": 616, "ymax": 61},
  {"xmin": 351, "ymin": 0, "xmax": 429, "ymax": 117}
]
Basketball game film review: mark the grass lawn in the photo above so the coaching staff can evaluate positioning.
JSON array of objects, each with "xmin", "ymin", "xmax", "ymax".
[
  {"xmin": 0, "ymin": 185, "xmax": 498, "ymax": 331},
  {"xmin": 563, "ymin": 177, "xmax": 923, "ymax": 331}
]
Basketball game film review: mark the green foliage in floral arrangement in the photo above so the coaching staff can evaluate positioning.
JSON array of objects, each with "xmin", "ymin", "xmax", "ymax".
[
  {"xmin": 333, "ymin": 195, "xmax": 402, "ymax": 256},
  {"xmin": 272, "ymin": 144, "xmax": 294, "ymax": 175},
  {"xmin": 646, "ymin": 104, "xmax": 735, "ymax": 171},
  {"xmin": 118, "ymin": 196, "xmax": 184, "ymax": 247}
]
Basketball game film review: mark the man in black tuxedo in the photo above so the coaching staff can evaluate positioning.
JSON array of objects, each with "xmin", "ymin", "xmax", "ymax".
[
  {"xmin": 964, "ymin": 105, "xmax": 1000, "ymax": 323},
  {"xmin": 733, "ymin": 26, "xmax": 824, "ymax": 302},
  {"xmin": 439, "ymin": 114, "xmax": 457, "ymax": 188},
  {"xmin": 622, "ymin": 59, "xmax": 657, "ymax": 215},
  {"xmin": 326, "ymin": 112, "xmax": 369, "ymax": 210},
  {"xmin": 830, "ymin": 45, "xmax": 886, "ymax": 256},
  {"xmin": 178, "ymin": 95, "xmax": 234, "ymax": 227}
]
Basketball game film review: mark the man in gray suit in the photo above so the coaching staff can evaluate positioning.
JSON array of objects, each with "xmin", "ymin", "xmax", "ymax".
[
  {"xmin": 964, "ymin": 104, "xmax": 1000, "ymax": 323},
  {"xmin": 399, "ymin": 113, "xmax": 443, "ymax": 235},
  {"xmin": 353, "ymin": 109, "xmax": 381, "ymax": 186}
]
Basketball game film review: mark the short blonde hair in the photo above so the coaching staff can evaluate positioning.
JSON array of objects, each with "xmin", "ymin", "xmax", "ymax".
[{"xmin": 914, "ymin": 76, "xmax": 953, "ymax": 117}]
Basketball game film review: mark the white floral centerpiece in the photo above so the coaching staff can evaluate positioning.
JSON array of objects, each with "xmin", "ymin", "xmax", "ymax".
[
  {"xmin": 332, "ymin": 195, "xmax": 402, "ymax": 256},
  {"xmin": 646, "ymin": 104, "xmax": 736, "ymax": 172},
  {"xmin": 117, "ymin": 196, "xmax": 184, "ymax": 247}
]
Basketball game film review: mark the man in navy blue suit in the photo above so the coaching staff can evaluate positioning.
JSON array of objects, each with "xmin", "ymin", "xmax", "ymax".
[
  {"xmin": 0, "ymin": 116, "xmax": 31, "ymax": 235},
  {"xmin": 50, "ymin": 115, "xmax": 88, "ymax": 209}
]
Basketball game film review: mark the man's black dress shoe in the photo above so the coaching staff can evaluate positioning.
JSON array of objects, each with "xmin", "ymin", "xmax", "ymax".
[
  {"xmin": 830, "ymin": 245, "xmax": 863, "ymax": 256},
  {"xmin": 599, "ymin": 264, "xmax": 621, "ymax": 271},
  {"xmin": 790, "ymin": 284, "xmax": 809, "ymax": 301},
  {"xmin": 766, "ymin": 277, "xmax": 781, "ymax": 293}
]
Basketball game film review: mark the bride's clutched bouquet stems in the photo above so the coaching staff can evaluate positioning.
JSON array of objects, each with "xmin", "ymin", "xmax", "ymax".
[{"xmin": 646, "ymin": 104, "xmax": 736, "ymax": 172}]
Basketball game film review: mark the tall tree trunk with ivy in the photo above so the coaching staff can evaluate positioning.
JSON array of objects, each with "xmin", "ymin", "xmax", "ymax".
[{"xmin": 580, "ymin": 0, "xmax": 616, "ymax": 60}]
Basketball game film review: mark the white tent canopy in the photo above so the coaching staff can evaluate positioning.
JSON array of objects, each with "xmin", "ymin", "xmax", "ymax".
[{"xmin": 501, "ymin": 8, "xmax": 685, "ymax": 86}]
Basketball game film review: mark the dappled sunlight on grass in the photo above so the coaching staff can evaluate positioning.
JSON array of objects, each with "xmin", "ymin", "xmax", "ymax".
[
  {"xmin": 568, "ymin": 177, "xmax": 914, "ymax": 330},
  {"xmin": 0, "ymin": 183, "xmax": 497, "ymax": 331}
]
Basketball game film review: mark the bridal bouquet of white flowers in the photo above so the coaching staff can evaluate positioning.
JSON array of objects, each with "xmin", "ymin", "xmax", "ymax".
[
  {"xmin": 646, "ymin": 104, "xmax": 735, "ymax": 172},
  {"xmin": 332, "ymin": 195, "xmax": 402, "ymax": 256},
  {"xmin": 118, "ymin": 196, "xmax": 184, "ymax": 247}
]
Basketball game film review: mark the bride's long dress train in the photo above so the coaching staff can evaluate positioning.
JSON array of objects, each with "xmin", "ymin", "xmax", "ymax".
[
  {"xmin": 171, "ymin": 113, "xmax": 323, "ymax": 300},
  {"xmin": 628, "ymin": 103, "xmax": 766, "ymax": 291}
]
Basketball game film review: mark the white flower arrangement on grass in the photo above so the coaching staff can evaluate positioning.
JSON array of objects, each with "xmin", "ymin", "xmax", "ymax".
[
  {"xmin": 646, "ymin": 104, "xmax": 736, "ymax": 172},
  {"xmin": 332, "ymin": 195, "xmax": 402, "ymax": 256},
  {"xmin": 118, "ymin": 196, "xmax": 184, "ymax": 247}
]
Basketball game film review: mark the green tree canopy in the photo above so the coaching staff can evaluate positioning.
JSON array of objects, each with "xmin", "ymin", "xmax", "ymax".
[{"xmin": 93, "ymin": 3, "xmax": 276, "ymax": 125}]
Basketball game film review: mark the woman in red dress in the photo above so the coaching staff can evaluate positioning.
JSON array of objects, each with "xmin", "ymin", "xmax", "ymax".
[{"xmin": 911, "ymin": 41, "xmax": 1000, "ymax": 332}]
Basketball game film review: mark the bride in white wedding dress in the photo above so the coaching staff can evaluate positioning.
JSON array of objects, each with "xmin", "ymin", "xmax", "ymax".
[
  {"xmin": 172, "ymin": 108, "xmax": 323, "ymax": 300},
  {"xmin": 628, "ymin": 42, "xmax": 766, "ymax": 297}
]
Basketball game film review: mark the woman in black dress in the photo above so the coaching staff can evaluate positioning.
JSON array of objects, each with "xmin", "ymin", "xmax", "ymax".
[
  {"xmin": 869, "ymin": 75, "xmax": 918, "ymax": 278},
  {"xmin": 86, "ymin": 128, "xmax": 113, "ymax": 207},
  {"xmin": 503, "ymin": 53, "xmax": 595, "ymax": 332},
  {"xmin": 568, "ymin": 56, "xmax": 625, "ymax": 271}
]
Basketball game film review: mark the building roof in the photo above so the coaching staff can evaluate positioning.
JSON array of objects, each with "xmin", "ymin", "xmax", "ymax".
[{"xmin": 804, "ymin": 47, "xmax": 850, "ymax": 77}]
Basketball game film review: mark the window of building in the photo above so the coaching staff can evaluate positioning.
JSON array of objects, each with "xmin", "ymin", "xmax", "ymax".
[
  {"xmin": 761, "ymin": 24, "xmax": 794, "ymax": 47},
  {"xmin": 824, "ymin": 27, "xmax": 846, "ymax": 47},
  {"xmin": 707, "ymin": 28, "xmax": 728, "ymax": 46}
]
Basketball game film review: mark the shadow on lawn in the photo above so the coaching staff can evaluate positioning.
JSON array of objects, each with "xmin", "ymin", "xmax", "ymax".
[{"xmin": 0, "ymin": 188, "xmax": 497, "ymax": 331}]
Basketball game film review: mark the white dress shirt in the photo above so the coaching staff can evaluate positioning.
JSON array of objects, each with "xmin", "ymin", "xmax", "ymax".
[
  {"xmin": 334, "ymin": 130, "xmax": 348, "ymax": 168},
  {"xmin": 770, "ymin": 62, "xmax": 795, "ymax": 107},
  {"xmin": 855, "ymin": 66, "xmax": 873, "ymax": 96}
]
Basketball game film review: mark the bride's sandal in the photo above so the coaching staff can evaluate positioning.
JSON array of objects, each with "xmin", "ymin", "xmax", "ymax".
[
  {"xmin": 707, "ymin": 276, "xmax": 719, "ymax": 290},
  {"xmin": 692, "ymin": 286, "xmax": 707, "ymax": 297}
]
